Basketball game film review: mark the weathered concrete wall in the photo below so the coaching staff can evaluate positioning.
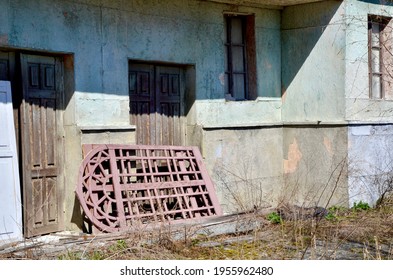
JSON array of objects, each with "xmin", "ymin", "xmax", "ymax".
[
  {"xmin": 191, "ymin": 5, "xmax": 282, "ymax": 127},
  {"xmin": 348, "ymin": 124, "xmax": 393, "ymax": 206},
  {"xmin": 283, "ymin": 126, "xmax": 349, "ymax": 207},
  {"xmin": 281, "ymin": 0, "xmax": 346, "ymax": 123},
  {"xmin": 345, "ymin": 0, "xmax": 393, "ymax": 122},
  {"xmin": 279, "ymin": 1, "xmax": 349, "ymax": 208},
  {"xmin": 201, "ymin": 126, "xmax": 284, "ymax": 213},
  {"xmin": 345, "ymin": 0, "xmax": 393, "ymax": 206},
  {"xmin": 0, "ymin": 0, "xmax": 285, "ymax": 229},
  {"xmin": 6, "ymin": 0, "xmax": 390, "ymax": 232},
  {"xmin": 201, "ymin": 125, "xmax": 351, "ymax": 212}
]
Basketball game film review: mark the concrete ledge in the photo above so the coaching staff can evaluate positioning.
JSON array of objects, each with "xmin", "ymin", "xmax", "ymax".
[
  {"xmin": 202, "ymin": 121, "xmax": 349, "ymax": 129},
  {"xmin": 79, "ymin": 125, "xmax": 136, "ymax": 133},
  {"xmin": 347, "ymin": 121, "xmax": 393, "ymax": 126}
]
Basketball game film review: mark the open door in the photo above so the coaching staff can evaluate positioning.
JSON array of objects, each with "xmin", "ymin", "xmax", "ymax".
[{"xmin": 0, "ymin": 81, "xmax": 23, "ymax": 243}]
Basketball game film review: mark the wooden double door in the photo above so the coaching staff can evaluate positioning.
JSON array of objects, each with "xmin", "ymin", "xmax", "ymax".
[
  {"xmin": 0, "ymin": 51, "xmax": 64, "ymax": 237},
  {"xmin": 129, "ymin": 63, "xmax": 186, "ymax": 146}
]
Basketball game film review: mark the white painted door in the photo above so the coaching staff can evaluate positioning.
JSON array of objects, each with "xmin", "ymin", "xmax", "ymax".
[{"xmin": 0, "ymin": 81, "xmax": 22, "ymax": 243}]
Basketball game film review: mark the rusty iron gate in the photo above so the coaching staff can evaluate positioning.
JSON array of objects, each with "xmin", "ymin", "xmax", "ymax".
[{"xmin": 76, "ymin": 144, "xmax": 222, "ymax": 233}]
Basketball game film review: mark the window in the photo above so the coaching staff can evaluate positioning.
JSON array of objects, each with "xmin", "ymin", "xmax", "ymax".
[
  {"xmin": 368, "ymin": 15, "xmax": 393, "ymax": 99},
  {"xmin": 224, "ymin": 14, "xmax": 257, "ymax": 100}
]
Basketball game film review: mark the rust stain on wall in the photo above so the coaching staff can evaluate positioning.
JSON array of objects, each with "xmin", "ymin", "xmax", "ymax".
[
  {"xmin": 281, "ymin": 86, "xmax": 287, "ymax": 103},
  {"xmin": 284, "ymin": 138, "xmax": 302, "ymax": 174},
  {"xmin": 323, "ymin": 136, "xmax": 333, "ymax": 156}
]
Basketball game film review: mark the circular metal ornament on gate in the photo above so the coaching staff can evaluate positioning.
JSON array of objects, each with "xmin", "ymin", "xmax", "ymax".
[{"xmin": 76, "ymin": 146, "xmax": 121, "ymax": 232}]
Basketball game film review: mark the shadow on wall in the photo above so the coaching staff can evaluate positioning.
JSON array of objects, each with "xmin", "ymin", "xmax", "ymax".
[
  {"xmin": 0, "ymin": 50, "xmax": 75, "ymax": 111},
  {"xmin": 281, "ymin": 1, "xmax": 342, "ymax": 94},
  {"xmin": 358, "ymin": 0, "xmax": 393, "ymax": 6}
]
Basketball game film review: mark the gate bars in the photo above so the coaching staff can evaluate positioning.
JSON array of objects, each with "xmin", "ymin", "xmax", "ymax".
[{"xmin": 76, "ymin": 144, "xmax": 222, "ymax": 233}]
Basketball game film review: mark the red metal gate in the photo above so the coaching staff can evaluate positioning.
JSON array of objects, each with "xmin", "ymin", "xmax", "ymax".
[{"xmin": 76, "ymin": 144, "xmax": 222, "ymax": 233}]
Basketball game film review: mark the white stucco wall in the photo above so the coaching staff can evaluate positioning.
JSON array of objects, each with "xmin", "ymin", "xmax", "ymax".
[{"xmin": 345, "ymin": 0, "xmax": 393, "ymax": 206}]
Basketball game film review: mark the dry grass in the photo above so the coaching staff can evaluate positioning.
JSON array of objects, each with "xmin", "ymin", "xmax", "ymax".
[{"xmin": 1, "ymin": 198, "xmax": 392, "ymax": 260}]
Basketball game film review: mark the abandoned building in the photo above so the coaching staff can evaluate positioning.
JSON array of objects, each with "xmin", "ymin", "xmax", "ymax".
[{"xmin": 2, "ymin": 0, "xmax": 393, "ymax": 241}]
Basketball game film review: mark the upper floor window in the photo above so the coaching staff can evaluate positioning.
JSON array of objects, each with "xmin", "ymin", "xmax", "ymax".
[
  {"xmin": 368, "ymin": 15, "xmax": 393, "ymax": 99},
  {"xmin": 224, "ymin": 14, "xmax": 257, "ymax": 100}
]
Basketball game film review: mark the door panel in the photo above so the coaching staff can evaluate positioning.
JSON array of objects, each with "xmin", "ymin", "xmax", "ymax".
[
  {"xmin": 156, "ymin": 66, "xmax": 182, "ymax": 145},
  {"xmin": 129, "ymin": 64, "xmax": 155, "ymax": 145},
  {"xmin": 0, "ymin": 52, "xmax": 19, "ymax": 153},
  {"xmin": 21, "ymin": 54, "xmax": 64, "ymax": 237},
  {"xmin": 0, "ymin": 59, "xmax": 9, "ymax": 80},
  {"xmin": 129, "ymin": 63, "xmax": 184, "ymax": 146},
  {"xmin": 0, "ymin": 81, "xmax": 23, "ymax": 243}
]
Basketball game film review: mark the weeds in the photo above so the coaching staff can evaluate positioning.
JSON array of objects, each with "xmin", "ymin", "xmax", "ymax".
[
  {"xmin": 267, "ymin": 212, "xmax": 282, "ymax": 224},
  {"xmin": 328, "ymin": 205, "xmax": 347, "ymax": 212},
  {"xmin": 109, "ymin": 239, "xmax": 128, "ymax": 251},
  {"xmin": 49, "ymin": 197, "xmax": 392, "ymax": 260},
  {"xmin": 4, "ymin": 201, "xmax": 392, "ymax": 260},
  {"xmin": 352, "ymin": 201, "xmax": 371, "ymax": 211},
  {"xmin": 324, "ymin": 212, "xmax": 337, "ymax": 221},
  {"xmin": 57, "ymin": 251, "xmax": 82, "ymax": 260},
  {"xmin": 2, "ymin": 195, "xmax": 390, "ymax": 261}
]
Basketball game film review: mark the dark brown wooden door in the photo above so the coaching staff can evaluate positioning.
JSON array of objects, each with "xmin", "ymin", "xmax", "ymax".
[
  {"xmin": 0, "ymin": 52, "xmax": 11, "ymax": 80},
  {"xmin": 129, "ymin": 63, "xmax": 184, "ymax": 145},
  {"xmin": 20, "ymin": 54, "xmax": 64, "ymax": 237}
]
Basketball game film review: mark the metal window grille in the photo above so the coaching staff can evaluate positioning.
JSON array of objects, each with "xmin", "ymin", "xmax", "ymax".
[{"xmin": 76, "ymin": 144, "xmax": 222, "ymax": 233}]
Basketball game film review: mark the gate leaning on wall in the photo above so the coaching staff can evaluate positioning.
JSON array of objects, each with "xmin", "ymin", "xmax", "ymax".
[{"xmin": 76, "ymin": 144, "xmax": 222, "ymax": 233}]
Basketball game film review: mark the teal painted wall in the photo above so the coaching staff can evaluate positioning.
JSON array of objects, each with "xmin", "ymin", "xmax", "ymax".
[
  {"xmin": 0, "ymin": 0, "xmax": 284, "ymax": 227},
  {"xmin": 281, "ymin": 0, "xmax": 346, "ymax": 123},
  {"xmin": 0, "ymin": 0, "xmax": 282, "ymax": 127}
]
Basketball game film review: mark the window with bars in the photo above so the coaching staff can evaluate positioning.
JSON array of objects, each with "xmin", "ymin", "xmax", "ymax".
[
  {"xmin": 224, "ymin": 14, "xmax": 257, "ymax": 100},
  {"xmin": 368, "ymin": 15, "xmax": 393, "ymax": 99}
]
